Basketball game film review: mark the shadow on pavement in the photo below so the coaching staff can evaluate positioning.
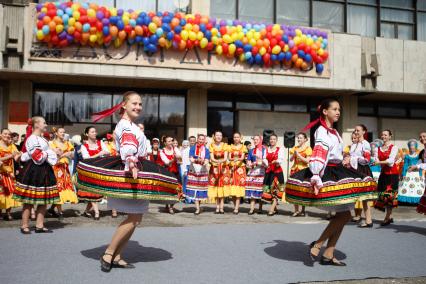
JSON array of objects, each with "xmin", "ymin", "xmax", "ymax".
[
  {"xmin": 80, "ymin": 240, "xmax": 173, "ymax": 263},
  {"xmin": 376, "ymin": 223, "xmax": 426, "ymax": 237},
  {"xmin": 263, "ymin": 240, "xmax": 347, "ymax": 267}
]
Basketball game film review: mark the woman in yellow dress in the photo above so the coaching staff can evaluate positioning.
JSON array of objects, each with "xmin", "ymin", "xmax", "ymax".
[
  {"xmin": 289, "ymin": 132, "xmax": 312, "ymax": 217},
  {"xmin": 228, "ymin": 132, "xmax": 248, "ymax": 214},
  {"xmin": 208, "ymin": 131, "xmax": 231, "ymax": 214},
  {"xmin": 105, "ymin": 133, "xmax": 117, "ymax": 156},
  {"xmin": 0, "ymin": 128, "xmax": 22, "ymax": 220},
  {"xmin": 48, "ymin": 127, "xmax": 78, "ymax": 220}
]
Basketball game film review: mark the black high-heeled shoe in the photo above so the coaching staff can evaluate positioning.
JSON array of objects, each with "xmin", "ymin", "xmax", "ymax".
[
  {"xmin": 20, "ymin": 227, "xmax": 31, "ymax": 235},
  {"xmin": 359, "ymin": 222, "xmax": 373, "ymax": 228},
  {"xmin": 248, "ymin": 210, "xmax": 255, "ymax": 215},
  {"xmin": 113, "ymin": 259, "xmax": 136, "ymax": 269},
  {"xmin": 267, "ymin": 211, "xmax": 276, "ymax": 216},
  {"xmin": 380, "ymin": 219, "xmax": 392, "ymax": 226},
  {"xmin": 35, "ymin": 227, "xmax": 53, "ymax": 233},
  {"xmin": 100, "ymin": 253, "xmax": 114, "ymax": 272},
  {"xmin": 309, "ymin": 241, "xmax": 321, "ymax": 261},
  {"xmin": 320, "ymin": 255, "xmax": 346, "ymax": 266},
  {"xmin": 194, "ymin": 210, "xmax": 201, "ymax": 215}
]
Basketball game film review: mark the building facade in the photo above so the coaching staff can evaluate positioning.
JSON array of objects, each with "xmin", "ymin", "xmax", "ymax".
[{"xmin": 1, "ymin": 0, "xmax": 426, "ymax": 155}]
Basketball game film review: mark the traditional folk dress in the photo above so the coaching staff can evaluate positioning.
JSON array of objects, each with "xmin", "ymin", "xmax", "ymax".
[
  {"xmin": 398, "ymin": 152, "xmax": 425, "ymax": 204},
  {"xmin": 75, "ymin": 119, "xmax": 179, "ymax": 213},
  {"xmin": 289, "ymin": 145, "xmax": 313, "ymax": 176},
  {"xmin": 148, "ymin": 149, "xmax": 164, "ymax": 166},
  {"xmin": 0, "ymin": 143, "xmax": 21, "ymax": 209},
  {"xmin": 49, "ymin": 140, "xmax": 78, "ymax": 204},
  {"xmin": 262, "ymin": 146, "xmax": 285, "ymax": 203},
  {"xmin": 106, "ymin": 141, "xmax": 117, "ymax": 156},
  {"xmin": 416, "ymin": 150, "xmax": 426, "ymax": 214},
  {"xmin": 208, "ymin": 143, "xmax": 231, "ymax": 200},
  {"xmin": 184, "ymin": 144, "xmax": 210, "ymax": 201},
  {"xmin": 14, "ymin": 135, "xmax": 59, "ymax": 205},
  {"xmin": 285, "ymin": 125, "xmax": 377, "ymax": 211},
  {"xmin": 229, "ymin": 144, "xmax": 248, "ymax": 198},
  {"xmin": 245, "ymin": 146, "xmax": 268, "ymax": 200},
  {"xmin": 350, "ymin": 140, "xmax": 376, "ymax": 209},
  {"xmin": 160, "ymin": 147, "xmax": 182, "ymax": 181},
  {"xmin": 374, "ymin": 144, "xmax": 399, "ymax": 211},
  {"xmin": 76, "ymin": 140, "xmax": 109, "ymax": 202}
]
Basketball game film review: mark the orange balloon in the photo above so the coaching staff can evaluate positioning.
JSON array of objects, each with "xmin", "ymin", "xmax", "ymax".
[
  {"xmin": 291, "ymin": 54, "xmax": 298, "ymax": 63},
  {"xmin": 82, "ymin": 33, "xmax": 90, "ymax": 42},
  {"xmin": 67, "ymin": 26, "xmax": 75, "ymax": 34},
  {"xmin": 110, "ymin": 26, "xmax": 118, "ymax": 37},
  {"xmin": 53, "ymin": 16, "xmax": 63, "ymax": 24},
  {"xmin": 43, "ymin": 16, "xmax": 51, "ymax": 24},
  {"xmin": 295, "ymin": 58, "xmax": 303, "ymax": 68},
  {"xmin": 192, "ymin": 24, "xmax": 200, "ymax": 33},
  {"xmin": 171, "ymin": 18, "xmax": 180, "ymax": 28},
  {"xmin": 200, "ymin": 17, "xmax": 209, "ymax": 25},
  {"xmin": 260, "ymin": 29, "xmax": 267, "ymax": 37},
  {"xmin": 129, "ymin": 30, "xmax": 136, "ymax": 39},
  {"xmin": 242, "ymin": 37, "xmax": 248, "ymax": 45},
  {"xmin": 49, "ymin": 21, "xmax": 56, "ymax": 31},
  {"xmin": 118, "ymin": 30, "xmax": 127, "ymax": 41},
  {"xmin": 178, "ymin": 40, "xmax": 186, "ymax": 50},
  {"xmin": 75, "ymin": 22, "xmax": 82, "ymax": 32},
  {"xmin": 256, "ymin": 39, "xmax": 263, "ymax": 48},
  {"xmin": 263, "ymin": 39, "xmax": 270, "ymax": 48},
  {"xmin": 90, "ymin": 27, "xmax": 97, "ymax": 34},
  {"xmin": 301, "ymin": 62, "xmax": 309, "ymax": 70},
  {"xmin": 158, "ymin": 37, "xmax": 167, "ymax": 47},
  {"xmin": 135, "ymin": 25, "xmax": 143, "ymax": 36}
]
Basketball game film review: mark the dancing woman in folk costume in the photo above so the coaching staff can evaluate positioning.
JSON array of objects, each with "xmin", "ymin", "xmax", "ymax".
[
  {"xmin": 350, "ymin": 125, "xmax": 376, "ymax": 228},
  {"xmin": 398, "ymin": 139, "xmax": 424, "ymax": 204},
  {"xmin": 0, "ymin": 128, "xmax": 22, "ymax": 221},
  {"xmin": 14, "ymin": 117, "xmax": 60, "ymax": 234},
  {"xmin": 75, "ymin": 91, "xmax": 179, "ymax": 272},
  {"xmin": 185, "ymin": 134, "xmax": 210, "ymax": 215},
  {"xmin": 208, "ymin": 131, "xmax": 231, "ymax": 214},
  {"xmin": 289, "ymin": 132, "xmax": 312, "ymax": 217},
  {"xmin": 148, "ymin": 138, "xmax": 164, "ymax": 166},
  {"xmin": 78, "ymin": 126, "xmax": 110, "ymax": 220},
  {"xmin": 160, "ymin": 136, "xmax": 182, "ymax": 214},
  {"xmin": 262, "ymin": 133, "xmax": 285, "ymax": 216},
  {"xmin": 48, "ymin": 127, "xmax": 78, "ymax": 220},
  {"xmin": 411, "ymin": 131, "xmax": 426, "ymax": 214},
  {"xmin": 373, "ymin": 130, "xmax": 399, "ymax": 226},
  {"xmin": 229, "ymin": 132, "xmax": 248, "ymax": 215},
  {"xmin": 246, "ymin": 135, "xmax": 268, "ymax": 215},
  {"xmin": 285, "ymin": 99, "xmax": 376, "ymax": 266}
]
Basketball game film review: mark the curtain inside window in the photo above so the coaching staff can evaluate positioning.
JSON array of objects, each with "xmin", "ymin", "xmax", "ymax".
[
  {"xmin": 348, "ymin": 5, "xmax": 377, "ymax": 37},
  {"xmin": 276, "ymin": 0, "xmax": 309, "ymax": 27},
  {"xmin": 238, "ymin": 0, "xmax": 274, "ymax": 23},
  {"xmin": 313, "ymin": 1, "xmax": 344, "ymax": 32},
  {"xmin": 210, "ymin": 0, "xmax": 236, "ymax": 20}
]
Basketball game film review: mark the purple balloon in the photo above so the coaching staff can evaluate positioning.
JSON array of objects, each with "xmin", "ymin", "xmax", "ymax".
[
  {"xmin": 96, "ymin": 11, "xmax": 105, "ymax": 20},
  {"xmin": 219, "ymin": 19, "xmax": 226, "ymax": 26},
  {"xmin": 58, "ymin": 32, "xmax": 67, "ymax": 40},
  {"xmin": 36, "ymin": 3, "xmax": 43, "ymax": 12},
  {"xmin": 117, "ymin": 9, "xmax": 124, "ymax": 16},
  {"xmin": 66, "ymin": 34, "xmax": 74, "ymax": 42},
  {"xmin": 102, "ymin": 18, "xmax": 110, "ymax": 26},
  {"xmin": 288, "ymin": 40, "xmax": 294, "ymax": 48}
]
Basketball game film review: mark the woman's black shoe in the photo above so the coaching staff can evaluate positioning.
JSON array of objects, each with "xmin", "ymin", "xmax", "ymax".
[
  {"xmin": 219, "ymin": 211, "xmax": 225, "ymax": 214},
  {"xmin": 48, "ymin": 208, "xmax": 59, "ymax": 218},
  {"xmin": 194, "ymin": 211, "xmax": 201, "ymax": 215},
  {"xmin": 82, "ymin": 211, "xmax": 92, "ymax": 218},
  {"xmin": 380, "ymin": 219, "xmax": 392, "ymax": 226},
  {"xmin": 20, "ymin": 227, "xmax": 31, "ymax": 235},
  {"xmin": 214, "ymin": 211, "xmax": 220, "ymax": 215},
  {"xmin": 267, "ymin": 212, "xmax": 275, "ymax": 216},
  {"xmin": 233, "ymin": 211, "xmax": 239, "ymax": 215},
  {"xmin": 359, "ymin": 222, "xmax": 373, "ymax": 228},
  {"xmin": 320, "ymin": 256, "xmax": 346, "ymax": 266},
  {"xmin": 35, "ymin": 227, "xmax": 53, "ymax": 233},
  {"xmin": 94, "ymin": 215, "xmax": 100, "ymax": 221},
  {"xmin": 309, "ymin": 241, "xmax": 321, "ymax": 261},
  {"xmin": 100, "ymin": 253, "xmax": 114, "ymax": 272},
  {"xmin": 248, "ymin": 210, "xmax": 255, "ymax": 215},
  {"xmin": 113, "ymin": 259, "xmax": 136, "ymax": 269}
]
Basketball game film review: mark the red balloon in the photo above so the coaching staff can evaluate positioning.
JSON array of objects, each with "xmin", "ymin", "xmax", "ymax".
[
  {"xmin": 104, "ymin": 35, "xmax": 112, "ymax": 43},
  {"xmin": 222, "ymin": 43, "xmax": 229, "ymax": 54},
  {"xmin": 317, "ymin": 57, "xmax": 324, "ymax": 64},
  {"xmin": 124, "ymin": 24, "xmax": 132, "ymax": 34},
  {"xmin": 46, "ymin": 3, "xmax": 55, "ymax": 10},
  {"xmin": 290, "ymin": 46, "xmax": 298, "ymax": 54},
  {"xmin": 206, "ymin": 23, "xmax": 213, "ymax": 30},
  {"xmin": 194, "ymin": 40, "xmax": 199, "ymax": 46},
  {"xmin": 251, "ymin": 46, "xmax": 259, "ymax": 55},
  {"xmin": 47, "ymin": 9, "xmax": 56, "ymax": 18},
  {"xmin": 51, "ymin": 35, "xmax": 59, "ymax": 45},
  {"xmin": 275, "ymin": 35, "xmax": 281, "ymax": 42},
  {"xmin": 266, "ymin": 32, "xmax": 272, "ymax": 39},
  {"xmin": 266, "ymin": 25, "xmax": 272, "ymax": 32},
  {"xmin": 142, "ymin": 26, "xmax": 148, "ymax": 35},
  {"xmin": 186, "ymin": 40, "xmax": 193, "ymax": 49},
  {"xmin": 96, "ymin": 21, "xmax": 103, "ymax": 31},
  {"xmin": 104, "ymin": 10, "xmax": 111, "ymax": 18},
  {"xmin": 175, "ymin": 13, "xmax": 182, "ymax": 19},
  {"xmin": 194, "ymin": 17, "xmax": 200, "ymax": 25},
  {"xmin": 263, "ymin": 53, "xmax": 271, "ymax": 63},
  {"xmin": 88, "ymin": 17, "xmax": 97, "ymax": 26},
  {"xmin": 74, "ymin": 31, "xmax": 82, "ymax": 40},
  {"xmin": 59, "ymin": 39, "xmax": 68, "ymax": 47},
  {"xmin": 219, "ymin": 27, "xmax": 227, "ymax": 36},
  {"xmin": 80, "ymin": 15, "xmax": 88, "ymax": 24},
  {"xmin": 279, "ymin": 41, "xmax": 285, "ymax": 49},
  {"xmin": 298, "ymin": 43, "xmax": 306, "ymax": 50},
  {"xmin": 79, "ymin": 7, "xmax": 87, "ymax": 16},
  {"xmin": 267, "ymin": 46, "xmax": 272, "ymax": 53},
  {"xmin": 236, "ymin": 47, "xmax": 244, "ymax": 55},
  {"xmin": 187, "ymin": 18, "xmax": 194, "ymax": 24},
  {"xmin": 305, "ymin": 46, "xmax": 311, "ymax": 54},
  {"xmin": 207, "ymin": 42, "xmax": 214, "ymax": 51},
  {"xmin": 148, "ymin": 12, "xmax": 155, "ymax": 18},
  {"xmin": 37, "ymin": 20, "xmax": 44, "ymax": 29},
  {"xmin": 174, "ymin": 34, "xmax": 181, "ymax": 42},
  {"xmin": 322, "ymin": 51, "xmax": 329, "ymax": 60},
  {"xmin": 270, "ymin": 38, "xmax": 277, "ymax": 47}
]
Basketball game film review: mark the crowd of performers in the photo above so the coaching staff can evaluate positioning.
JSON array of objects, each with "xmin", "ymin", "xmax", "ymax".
[{"xmin": 0, "ymin": 92, "xmax": 425, "ymax": 270}]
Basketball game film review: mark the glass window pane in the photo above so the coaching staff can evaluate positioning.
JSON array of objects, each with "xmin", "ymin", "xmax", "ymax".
[
  {"xmin": 358, "ymin": 104, "xmax": 375, "ymax": 115},
  {"xmin": 410, "ymin": 107, "xmax": 426, "ymax": 118},
  {"xmin": 397, "ymin": 24, "xmax": 413, "ymax": 40},
  {"xmin": 116, "ymin": 0, "xmax": 156, "ymax": 12},
  {"xmin": 80, "ymin": 0, "xmax": 115, "ymax": 8},
  {"xmin": 208, "ymin": 100, "xmax": 233, "ymax": 108},
  {"xmin": 159, "ymin": 95, "xmax": 185, "ymax": 125},
  {"xmin": 126, "ymin": 94, "xmax": 159, "ymax": 125},
  {"xmin": 348, "ymin": 5, "xmax": 377, "ymax": 37},
  {"xmin": 381, "ymin": 22, "xmax": 396, "ymax": 38},
  {"xmin": 34, "ymin": 91, "xmax": 63, "ymax": 124},
  {"xmin": 349, "ymin": 0, "xmax": 377, "ymax": 5},
  {"xmin": 381, "ymin": 8, "xmax": 413, "ymax": 23},
  {"xmin": 313, "ymin": 2, "xmax": 344, "ymax": 32},
  {"xmin": 378, "ymin": 105, "xmax": 407, "ymax": 117},
  {"xmin": 276, "ymin": 0, "xmax": 310, "ymax": 27},
  {"xmin": 419, "ymin": 0, "xmax": 426, "ymax": 10},
  {"xmin": 64, "ymin": 92, "xmax": 112, "ymax": 123},
  {"xmin": 380, "ymin": 0, "xmax": 414, "ymax": 9},
  {"xmin": 236, "ymin": 102, "xmax": 271, "ymax": 111},
  {"xmin": 211, "ymin": 0, "xmax": 236, "ymax": 20},
  {"xmin": 158, "ymin": 0, "xmax": 188, "ymax": 13},
  {"xmin": 417, "ymin": 12, "xmax": 426, "ymax": 41},
  {"xmin": 238, "ymin": 0, "xmax": 274, "ymax": 23},
  {"xmin": 207, "ymin": 109, "xmax": 234, "ymax": 143}
]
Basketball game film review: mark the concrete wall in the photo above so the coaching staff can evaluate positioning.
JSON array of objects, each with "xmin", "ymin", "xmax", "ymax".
[
  {"xmin": 6, "ymin": 79, "xmax": 32, "ymax": 135},
  {"xmin": 379, "ymin": 118, "xmax": 425, "ymax": 150},
  {"xmin": 186, "ymin": 88, "xmax": 207, "ymax": 137}
]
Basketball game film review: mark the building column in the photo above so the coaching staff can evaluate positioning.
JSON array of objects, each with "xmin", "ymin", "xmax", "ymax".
[
  {"xmin": 339, "ymin": 95, "xmax": 358, "ymax": 146},
  {"xmin": 186, "ymin": 88, "xmax": 207, "ymax": 138},
  {"xmin": 7, "ymin": 79, "xmax": 32, "ymax": 135}
]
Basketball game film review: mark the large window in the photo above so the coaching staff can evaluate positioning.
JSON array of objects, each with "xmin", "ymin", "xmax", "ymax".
[
  {"xmin": 348, "ymin": 3, "xmax": 377, "ymax": 37},
  {"xmin": 276, "ymin": 0, "xmax": 310, "ymax": 27},
  {"xmin": 358, "ymin": 101, "xmax": 426, "ymax": 119},
  {"xmin": 238, "ymin": 0, "xmax": 274, "ymax": 23},
  {"xmin": 33, "ymin": 87, "xmax": 186, "ymax": 142},
  {"xmin": 313, "ymin": 1, "xmax": 345, "ymax": 32}
]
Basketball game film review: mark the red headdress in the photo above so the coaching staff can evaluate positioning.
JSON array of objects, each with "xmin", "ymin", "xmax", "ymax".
[
  {"xmin": 21, "ymin": 118, "xmax": 33, "ymax": 153},
  {"xmin": 301, "ymin": 106, "xmax": 338, "ymax": 137}
]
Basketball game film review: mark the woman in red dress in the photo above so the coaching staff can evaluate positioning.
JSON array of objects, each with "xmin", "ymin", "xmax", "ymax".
[{"xmin": 78, "ymin": 126, "xmax": 110, "ymax": 220}]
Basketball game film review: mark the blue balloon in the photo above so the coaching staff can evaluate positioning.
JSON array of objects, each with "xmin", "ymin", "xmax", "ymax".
[
  {"xmin": 65, "ymin": 7, "xmax": 72, "ymax": 16},
  {"xmin": 271, "ymin": 54, "xmax": 277, "ymax": 61},
  {"xmin": 255, "ymin": 54, "xmax": 262, "ymax": 64},
  {"xmin": 135, "ymin": 36, "xmax": 143, "ymax": 44},
  {"xmin": 305, "ymin": 54, "xmax": 312, "ymax": 63},
  {"xmin": 149, "ymin": 35, "xmax": 158, "ymax": 44},
  {"xmin": 235, "ymin": 40, "xmax": 243, "ymax": 48},
  {"xmin": 136, "ymin": 17, "xmax": 144, "ymax": 26},
  {"xmin": 142, "ymin": 16, "xmax": 150, "ymax": 26},
  {"xmin": 243, "ymin": 44, "xmax": 252, "ymax": 52},
  {"xmin": 205, "ymin": 30, "xmax": 212, "ymax": 40},
  {"xmin": 129, "ymin": 19, "xmax": 136, "ymax": 27},
  {"xmin": 174, "ymin": 25, "xmax": 182, "ymax": 34},
  {"xmin": 282, "ymin": 35, "xmax": 289, "ymax": 43},
  {"xmin": 162, "ymin": 23, "xmax": 171, "ymax": 32},
  {"xmin": 278, "ymin": 52, "xmax": 285, "ymax": 61},
  {"xmin": 247, "ymin": 56, "xmax": 254, "ymax": 65},
  {"xmin": 316, "ymin": 63, "xmax": 324, "ymax": 73},
  {"xmin": 297, "ymin": 50, "xmax": 306, "ymax": 59},
  {"xmin": 140, "ymin": 12, "xmax": 147, "ymax": 18},
  {"xmin": 109, "ymin": 16, "xmax": 118, "ymax": 25},
  {"xmin": 157, "ymin": 11, "xmax": 163, "ymax": 17},
  {"xmin": 180, "ymin": 19, "xmax": 186, "ymax": 26},
  {"xmin": 166, "ymin": 31, "xmax": 174, "ymax": 41},
  {"xmin": 148, "ymin": 43, "xmax": 157, "ymax": 53},
  {"xmin": 117, "ymin": 20, "xmax": 125, "ymax": 30},
  {"xmin": 163, "ymin": 16, "xmax": 171, "ymax": 23},
  {"xmin": 102, "ymin": 26, "xmax": 109, "ymax": 36},
  {"xmin": 200, "ymin": 24, "xmax": 206, "ymax": 33},
  {"xmin": 285, "ymin": 51, "xmax": 292, "ymax": 61},
  {"xmin": 82, "ymin": 23, "xmax": 90, "ymax": 33},
  {"xmin": 244, "ymin": 51, "xmax": 252, "ymax": 60},
  {"xmin": 156, "ymin": 28, "xmax": 164, "ymax": 37},
  {"xmin": 42, "ymin": 25, "xmax": 50, "ymax": 35},
  {"xmin": 142, "ymin": 37, "xmax": 150, "ymax": 46},
  {"xmin": 62, "ymin": 14, "xmax": 69, "ymax": 24}
]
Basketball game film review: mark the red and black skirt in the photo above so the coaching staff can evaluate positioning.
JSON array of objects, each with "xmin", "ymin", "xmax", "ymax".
[
  {"xmin": 13, "ymin": 160, "xmax": 60, "ymax": 205},
  {"xmin": 75, "ymin": 156, "xmax": 179, "ymax": 203},
  {"xmin": 374, "ymin": 173, "xmax": 399, "ymax": 211},
  {"xmin": 285, "ymin": 163, "xmax": 377, "ymax": 207},
  {"xmin": 262, "ymin": 171, "xmax": 285, "ymax": 202}
]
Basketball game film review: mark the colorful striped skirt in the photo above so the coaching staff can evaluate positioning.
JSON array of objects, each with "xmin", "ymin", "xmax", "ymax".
[
  {"xmin": 13, "ymin": 161, "xmax": 60, "ymax": 205},
  {"xmin": 374, "ymin": 174, "xmax": 399, "ymax": 211},
  {"xmin": 75, "ymin": 156, "xmax": 179, "ymax": 203},
  {"xmin": 262, "ymin": 171, "xmax": 285, "ymax": 202},
  {"xmin": 285, "ymin": 163, "xmax": 377, "ymax": 207},
  {"xmin": 245, "ymin": 166, "xmax": 265, "ymax": 200},
  {"xmin": 185, "ymin": 163, "xmax": 209, "ymax": 201}
]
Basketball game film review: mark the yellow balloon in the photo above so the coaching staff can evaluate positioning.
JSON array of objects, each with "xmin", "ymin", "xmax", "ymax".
[
  {"xmin": 272, "ymin": 45, "xmax": 281, "ymax": 54},
  {"xmin": 223, "ymin": 34, "xmax": 232, "ymax": 44},
  {"xmin": 212, "ymin": 36, "xmax": 219, "ymax": 45},
  {"xmin": 189, "ymin": 31, "xmax": 196, "ymax": 41},
  {"xmin": 272, "ymin": 24, "xmax": 280, "ymax": 31},
  {"xmin": 110, "ymin": 8, "xmax": 118, "ymax": 17},
  {"xmin": 123, "ymin": 16, "xmax": 130, "ymax": 25},
  {"xmin": 87, "ymin": 9, "xmax": 96, "ymax": 18},
  {"xmin": 284, "ymin": 44, "xmax": 289, "ymax": 52},
  {"xmin": 228, "ymin": 43, "xmax": 236, "ymax": 55},
  {"xmin": 237, "ymin": 25, "xmax": 243, "ymax": 32},
  {"xmin": 238, "ymin": 32, "xmax": 244, "ymax": 40},
  {"xmin": 301, "ymin": 34, "xmax": 307, "ymax": 43},
  {"xmin": 239, "ymin": 53, "xmax": 245, "ymax": 62},
  {"xmin": 293, "ymin": 36, "xmax": 301, "ymax": 45},
  {"xmin": 71, "ymin": 4, "xmax": 79, "ymax": 11},
  {"xmin": 148, "ymin": 23, "xmax": 157, "ymax": 34},
  {"xmin": 197, "ymin": 31, "xmax": 204, "ymax": 41},
  {"xmin": 181, "ymin": 30, "xmax": 189, "ymax": 40},
  {"xmin": 318, "ymin": 48, "xmax": 324, "ymax": 56},
  {"xmin": 68, "ymin": 17, "xmax": 76, "ymax": 26},
  {"xmin": 249, "ymin": 38, "xmax": 256, "ymax": 46},
  {"xmin": 254, "ymin": 32, "xmax": 260, "ymax": 40},
  {"xmin": 56, "ymin": 24, "xmax": 64, "ymax": 34},
  {"xmin": 114, "ymin": 38, "xmax": 122, "ymax": 48},
  {"xmin": 72, "ymin": 11, "xmax": 80, "ymax": 21},
  {"xmin": 89, "ymin": 34, "xmax": 97, "ymax": 42},
  {"xmin": 41, "ymin": 7, "xmax": 47, "ymax": 13},
  {"xmin": 216, "ymin": 45, "xmax": 223, "ymax": 55},
  {"xmin": 231, "ymin": 33, "xmax": 238, "ymax": 42},
  {"xmin": 306, "ymin": 38, "xmax": 314, "ymax": 46},
  {"xmin": 211, "ymin": 28, "xmax": 218, "ymax": 36},
  {"xmin": 247, "ymin": 31, "xmax": 253, "ymax": 40},
  {"xmin": 36, "ymin": 30, "xmax": 44, "ymax": 40},
  {"xmin": 295, "ymin": 29, "xmax": 302, "ymax": 36},
  {"xmin": 200, "ymin": 38, "xmax": 208, "ymax": 48},
  {"xmin": 185, "ymin": 23, "xmax": 193, "ymax": 31},
  {"xmin": 259, "ymin": 47, "xmax": 266, "ymax": 56}
]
